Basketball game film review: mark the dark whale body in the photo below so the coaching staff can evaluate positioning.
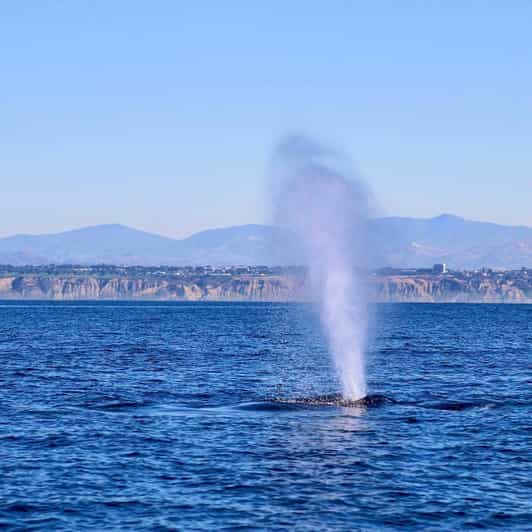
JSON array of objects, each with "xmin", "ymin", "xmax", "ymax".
[{"xmin": 274, "ymin": 393, "xmax": 394, "ymax": 408}]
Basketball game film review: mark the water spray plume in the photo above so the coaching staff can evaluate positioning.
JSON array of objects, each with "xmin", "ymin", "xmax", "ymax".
[{"xmin": 272, "ymin": 135, "xmax": 371, "ymax": 401}]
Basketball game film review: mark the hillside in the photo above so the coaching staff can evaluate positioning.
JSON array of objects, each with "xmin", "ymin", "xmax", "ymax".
[
  {"xmin": 0, "ymin": 215, "xmax": 531, "ymax": 268},
  {"xmin": 370, "ymin": 214, "xmax": 532, "ymax": 269}
]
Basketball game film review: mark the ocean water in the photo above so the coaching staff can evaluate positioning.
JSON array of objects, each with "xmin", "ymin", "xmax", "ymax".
[{"xmin": 0, "ymin": 302, "xmax": 530, "ymax": 531}]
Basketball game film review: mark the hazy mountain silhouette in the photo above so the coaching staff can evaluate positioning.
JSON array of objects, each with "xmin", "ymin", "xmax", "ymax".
[
  {"xmin": 0, "ymin": 215, "xmax": 531, "ymax": 268},
  {"xmin": 369, "ymin": 214, "xmax": 532, "ymax": 268}
]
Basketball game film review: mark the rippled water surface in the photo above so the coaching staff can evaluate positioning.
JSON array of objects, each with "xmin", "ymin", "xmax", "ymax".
[{"xmin": 0, "ymin": 302, "xmax": 531, "ymax": 530}]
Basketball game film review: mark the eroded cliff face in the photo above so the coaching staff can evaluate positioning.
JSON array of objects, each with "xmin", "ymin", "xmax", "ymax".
[
  {"xmin": 0, "ymin": 275, "xmax": 307, "ymax": 302},
  {"xmin": 373, "ymin": 275, "xmax": 532, "ymax": 303},
  {"xmin": 0, "ymin": 274, "xmax": 531, "ymax": 303}
]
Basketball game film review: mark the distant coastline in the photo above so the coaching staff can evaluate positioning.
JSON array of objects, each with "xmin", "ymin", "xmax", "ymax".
[{"xmin": 1, "ymin": 265, "xmax": 531, "ymax": 303}]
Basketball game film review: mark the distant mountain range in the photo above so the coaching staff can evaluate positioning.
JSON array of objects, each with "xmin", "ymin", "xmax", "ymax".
[{"xmin": 1, "ymin": 214, "xmax": 531, "ymax": 268}]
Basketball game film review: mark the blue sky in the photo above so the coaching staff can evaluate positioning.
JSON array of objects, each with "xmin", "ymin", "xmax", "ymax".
[{"xmin": 1, "ymin": 1, "xmax": 531, "ymax": 238}]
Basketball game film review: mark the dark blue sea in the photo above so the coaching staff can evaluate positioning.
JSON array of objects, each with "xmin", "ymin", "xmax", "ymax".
[{"xmin": 0, "ymin": 302, "xmax": 530, "ymax": 531}]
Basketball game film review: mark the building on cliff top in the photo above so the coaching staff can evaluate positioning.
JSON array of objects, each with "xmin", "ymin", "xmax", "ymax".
[{"xmin": 433, "ymin": 263, "xmax": 447, "ymax": 274}]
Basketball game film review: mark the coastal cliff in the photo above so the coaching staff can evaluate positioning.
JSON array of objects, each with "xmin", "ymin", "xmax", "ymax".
[
  {"xmin": 374, "ymin": 275, "xmax": 532, "ymax": 303},
  {"xmin": 0, "ymin": 275, "xmax": 306, "ymax": 302},
  {"xmin": 1, "ymin": 273, "xmax": 531, "ymax": 303}
]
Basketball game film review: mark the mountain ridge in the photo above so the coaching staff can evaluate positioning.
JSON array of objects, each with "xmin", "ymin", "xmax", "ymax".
[{"xmin": 1, "ymin": 215, "xmax": 531, "ymax": 268}]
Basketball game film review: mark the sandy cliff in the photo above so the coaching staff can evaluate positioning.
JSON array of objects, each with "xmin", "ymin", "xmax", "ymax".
[
  {"xmin": 373, "ymin": 275, "xmax": 532, "ymax": 303},
  {"xmin": 0, "ymin": 274, "xmax": 531, "ymax": 303},
  {"xmin": 0, "ymin": 275, "xmax": 306, "ymax": 302}
]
